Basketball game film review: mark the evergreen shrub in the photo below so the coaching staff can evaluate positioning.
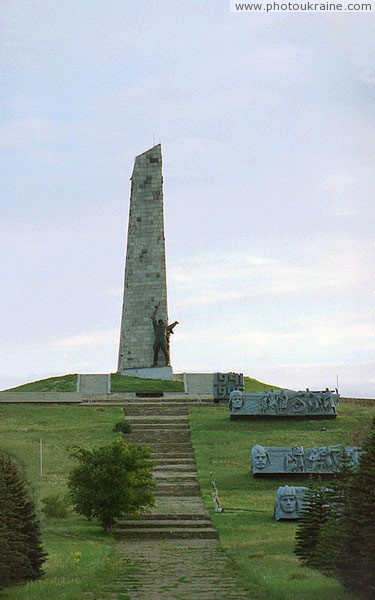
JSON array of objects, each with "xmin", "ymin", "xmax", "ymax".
[
  {"xmin": 113, "ymin": 420, "xmax": 132, "ymax": 434},
  {"xmin": 0, "ymin": 453, "xmax": 46, "ymax": 589}
]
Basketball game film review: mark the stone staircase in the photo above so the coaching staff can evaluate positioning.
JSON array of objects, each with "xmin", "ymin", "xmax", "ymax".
[
  {"xmin": 99, "ymin": 397, "xmax": 251, "ymax": 599},
  {"xmin": 114, "ymin": 398, "xmax": 217, "ymax": 540}
]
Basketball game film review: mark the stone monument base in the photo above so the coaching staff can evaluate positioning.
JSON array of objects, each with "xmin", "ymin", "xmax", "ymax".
[
  {"xmin": 253, "ymin": 471, "xmax": 339, "ymax": 479},
  {"xmin": 183, "ymin": 373, "xmax": 214, "ymax": 395},
  {"xmin": 231, "ymin": 413, "xmax": 337, "ymax": 421},
  {"xmin": 118, "ymin": 366, "xmax": 174, "ymax": 381}
]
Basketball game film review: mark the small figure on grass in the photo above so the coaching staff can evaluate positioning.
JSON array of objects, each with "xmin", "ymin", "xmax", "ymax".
[{"xmin": 210, "ymin": 472, "xmax": 223, "ymax": 513}]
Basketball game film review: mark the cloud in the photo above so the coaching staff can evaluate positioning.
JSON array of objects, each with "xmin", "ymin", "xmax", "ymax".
[
  {"xmin": 176, "ymin": 315, "xmax": 374, "ymax": 352},
  {"xmin": 103, "ymin": 287, "xmax": 123, "ymax": 298},
  {"xmin": 52, "ymin": 329, "xmax": 118, "ymax": 349},
  {"xmin": 358, "ymin": 68, "xmax": 375, "ymax": 85},
  {"xmin": 1, "ymin": 4, "xmax": 373, "ymax": 399},
  {"xmin": 317, "ymin": 170, "xmax": 358, "ymax": 216},
  {"xmin": 168, "ymin": 244, "xmax": 365, "ymax": 309},
  {"xmin": 0, "ymin": 118, "xmax": 59, "ymax": 149},
  {"xmin": 249, "ymin": 361, "xmax": 375, "ymax": 398}
]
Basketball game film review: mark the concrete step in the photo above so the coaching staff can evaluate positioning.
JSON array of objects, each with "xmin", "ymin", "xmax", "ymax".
[
  {"xmin": 120, "ymin": 513, "xmax": 210, "ymax": 522},
  {"xmin": 154, "ymin": 487, "xmax": 201, "ymax": 497},
  {"xmin": 127, "ymin": 427, "xmax": 191, "ymax": 435},
  {"xmin": 153, "ymin": 465, "xmax": 197, "ymax": 473},
  {"xmin": 153, "ymin": 475, "xmax": 199, "ymax": 484},
  {"xmin": 151, "ymin": 458, "xmax": 196, "ymax": 465},
  {"xmin": 126, "ymin": 415, "xmax": 189, "ymax": 422},
  {"xmin": 153, "ymin": 469, "xmax": 198, "ymax": 477},
  {"xmin": 153, "ymin": 458, "xmax": 196, "ymax": 465},
  {"xmin": 114, "ymin": 526, "xmax": 218, "ymax": 540},
  {"xmin": 122, "ymin": 400, "xmax": 191, "ymax": 406},
  {"xmin": 125, "ymin": 409, "xmax": 189, "ymax": 414},
  {"xmin": 155, "ymin": 479, "xmax": 200, "ymax": 487},
  {"xmin": 150, "ymin": 450, "xmax": 195, "ymax": 457},
  {"xmin": 126, "ymin": 423, "xmax": 189, "ymax": 430},
  {"xmin": 130, "ymin": 433, "xmax": 192, "ymax": 443},
  {"xmin": 151, "ymin": 455, "xmax": 196, "ymax": 461},
  {"xmin": 150, "ymin": 442, "xmax": 194, "ymax": 446},
  {"xmin": 153, "ymin": 470, "xmax": 197, "ymax": 476},
  {"xmin": 117, "ymin": 519, "xmax": 212, "ymax": 529}
]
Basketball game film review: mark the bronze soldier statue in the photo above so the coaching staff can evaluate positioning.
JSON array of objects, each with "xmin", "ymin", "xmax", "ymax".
[{"xmin": 151, "ymin": 304, "xmax": 178, "ymax": 367}]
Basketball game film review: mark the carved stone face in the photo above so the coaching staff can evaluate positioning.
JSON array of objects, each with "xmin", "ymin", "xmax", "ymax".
[
  {"xmin": 230, "ymin": 391, "xmax": 244, "ymax": 409},
  {"xmin": 280, "ymin": 495, "xmax": 297, "ymax": 514},
  {"xmin": 252, "ymin": 446, "xmax": 268, "ymax": 470}
]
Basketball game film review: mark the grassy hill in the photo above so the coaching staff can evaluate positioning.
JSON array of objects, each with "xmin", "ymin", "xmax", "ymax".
[
  {"xmin": 4, "ymin": 374, "xmax": 78, "ymax": 392},
  {"xmin": 0, "ymin": 404, "xmax": 124, "ymax": 599},
  {"xmin": 4, "ymin": 373, "xmax": 276, "ymax": 393},
  {"xmin": 189, "ymin": 402, "xmax": 372, "ymax": 600},
  {"xmin": 4, "ymin": 373, "xmax": 184, "ymax": 393},
  {"xmin": 1, "ymin": 402, "xmax": 372, "ymax": 599},
  {"xmin": 244, "ymin": 376, "xmax": 278, "ymax": 393}
]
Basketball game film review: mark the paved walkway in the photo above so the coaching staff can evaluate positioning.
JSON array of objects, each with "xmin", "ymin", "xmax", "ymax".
[{"xmin": 97, "ymin": 397, "xmax": 251, "ymax": 599}]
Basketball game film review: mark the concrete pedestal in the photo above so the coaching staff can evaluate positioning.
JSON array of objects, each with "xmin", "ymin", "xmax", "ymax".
[{"xmin": 118, "ymin": 366, "xmax": 174, "ymax": 381}]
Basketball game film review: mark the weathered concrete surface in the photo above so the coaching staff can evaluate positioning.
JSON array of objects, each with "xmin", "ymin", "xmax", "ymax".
[
  {"xmin": 96, "ymin": 397, "xmax": 251, "ymax": 599},
  {"xmin": 100, "ymin": 539, "xmax": 251, "ymax": 599},
  {"xmin": 183, "ymin": 373, "xmax": 214, "ymax": 396},
  {"xmin": 0, "ymin": 392, "xmax": 81, "ymax": 404},
  {"xmin": 77, "ymin": 374, "xmax": 111, "ymax": 394},
  {"xmin": 118, "ymin": 144, "xmax": 170, "ymax": 373},
  {"xmin": 0, "ymin": 392, "xmax": 212, "ymax": 404},
  {"xmin": 119, "ymin": 366, "xmax": 173, "ymax": 381}
]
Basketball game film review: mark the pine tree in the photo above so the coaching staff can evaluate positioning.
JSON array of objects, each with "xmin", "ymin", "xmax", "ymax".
[
  {"xmin": 311, "ymin": 486, "xmax": 346, "ymax": 576},
  {"xmin": 0, "ymin": 453, "xmax": 46, "ymax": 589},
  {"xmin": 0, "ymin": 490, "xmax": 21, "ymax": 589},
  {"xmin": 295, "ymin": 423, "xmax": 375, "ymax": 597},
  {"xmin": 312, "ymin": 449, "xmax": 352, "ymax": 577},
  {"xmin": 336, "ymin": 418, "xmax": 375, "ymax": 597},
  {"xmin": 294, "ymin": 480, "xmax": 331, "ymax": 567}
]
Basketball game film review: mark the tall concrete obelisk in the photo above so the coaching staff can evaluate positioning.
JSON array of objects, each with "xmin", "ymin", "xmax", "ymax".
[{"xmin": 117, "ymin": 144, "xmax": 173, "ymax": 380}]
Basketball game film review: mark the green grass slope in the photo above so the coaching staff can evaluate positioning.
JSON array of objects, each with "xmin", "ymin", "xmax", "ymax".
[
  {"xmin": 4, "ymin": 372, "xmax": 275, "ymax": 394},
  {"xmin": 1, "ymin": 402, "xmax": 372, "ymax": 599},
  {"xmin": 244, "ymin": 376, "xmax": 279, "ymax": 393},
  {"xmin": 4, "ymin": 373, "xmax": 184, "ymax": 393},
  {"xmin": 189, "ymin": 402, "xmax": 373, "ymax": 600},
  {"xmin": 0, "ymin": 404, "xmax": 126, "ymax": 599},
  {"xmin": 110, "ymin": 372, "xmax": 184, "ymax": 392},
  {"xmin": 5, "ymin": 374, "xmax": 78, "ymax": 392}
]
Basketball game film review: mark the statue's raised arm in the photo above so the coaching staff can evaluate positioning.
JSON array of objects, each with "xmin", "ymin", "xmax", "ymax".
[
  {"xmin": 166, "ymin": 321, "xmax": 179, "ymax": 336},
  {"xmin": 151, "ymin": 303, "xmax": 160, "ymax": 322}
]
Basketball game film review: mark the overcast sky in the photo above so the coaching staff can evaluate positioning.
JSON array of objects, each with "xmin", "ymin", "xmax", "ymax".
[{"xmin": 1, "ymin": 1, "xmax": 374, "ymax": 396}]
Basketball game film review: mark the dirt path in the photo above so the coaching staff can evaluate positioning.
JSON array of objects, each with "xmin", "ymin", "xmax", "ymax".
[{"xmin": 92, "ymin": 397, "xmax": 252, "ymax": 599}]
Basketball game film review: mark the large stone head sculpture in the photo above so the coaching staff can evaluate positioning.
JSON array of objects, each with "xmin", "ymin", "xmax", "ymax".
[
  {"xmin": 274, "ymin": 485, "xmax": 308, "ymax": 520},
  {"xmin": 251, "ymin": 444, "xmax": 271, "ymax": 471},
  {"xmin": 229, "ymin": 390, "xmax": 244, "ymax": 409}
]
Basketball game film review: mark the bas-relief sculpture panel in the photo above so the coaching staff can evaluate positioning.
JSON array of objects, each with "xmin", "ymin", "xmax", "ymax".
[
  {"xmin": 230, "ymin": 388, "xmax": 339, "ymax": 419},
  {"xmin": 251, "ymin": 444, "xmax": 362, "ymax": 476},
  {"xmin": 213, "ymin": 372, "xmax": 244, "ymax": 403}
]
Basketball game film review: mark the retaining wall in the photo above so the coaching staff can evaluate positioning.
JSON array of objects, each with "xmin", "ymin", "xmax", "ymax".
[
  {"xmin": 77, "ymin": 374, "xmax": 111, "ymax": 394},
  {"xmin": 0, "ymin": 392, "xmax": 81, "ymax": 404},
  {"xmin": 340, "ymin": 397, "xmax": 374, "ymax": 406},
  {"xmin": 183, "ymin": 373, "xmax": 214, "ymax": 395}
]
